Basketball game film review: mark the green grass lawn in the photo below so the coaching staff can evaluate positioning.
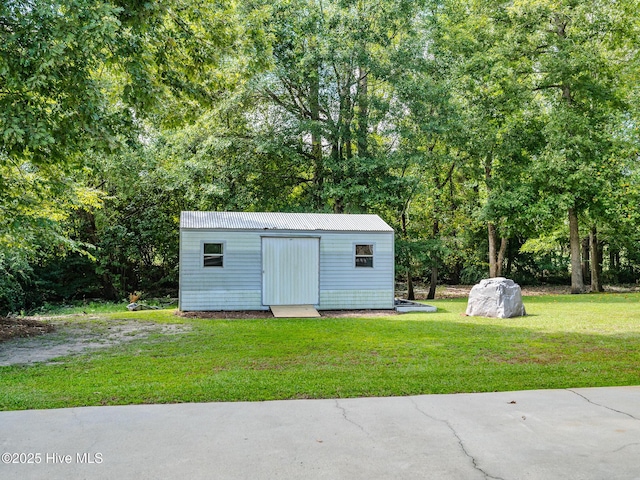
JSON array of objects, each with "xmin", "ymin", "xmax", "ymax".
[{"xmin": 1, "ymin": 293, "xmax": 639, "ymax": 410}]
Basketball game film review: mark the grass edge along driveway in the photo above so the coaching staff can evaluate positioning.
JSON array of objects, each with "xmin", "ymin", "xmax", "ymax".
[{"xmin": 1, "ymin": 293, "xmax": 639, "ymax": 410}]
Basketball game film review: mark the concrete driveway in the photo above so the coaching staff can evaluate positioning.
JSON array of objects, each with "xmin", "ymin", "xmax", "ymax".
[{"xmin": 1, "ymin": 387, "xmax": 639, "ymax": 479}]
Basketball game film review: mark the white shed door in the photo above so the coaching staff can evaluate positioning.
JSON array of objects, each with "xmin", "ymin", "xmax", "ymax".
[{"xmin": 262, "ymin": 237, "xmax": 320, "ymax": 306}]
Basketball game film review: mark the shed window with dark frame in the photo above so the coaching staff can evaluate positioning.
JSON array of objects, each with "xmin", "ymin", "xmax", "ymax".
[
  {"xmin": 355, "ymin": 244, "xmax": 374, "ymax": 268},
  {"xmin": 204, "ymin": 243, "xmax": 224, "ymax": 267}
]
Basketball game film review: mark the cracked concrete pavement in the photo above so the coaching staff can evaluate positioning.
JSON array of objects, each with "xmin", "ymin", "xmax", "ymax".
[{"xmin": 1, "ymin": 387, "xmax": 639, "ymax": 479}]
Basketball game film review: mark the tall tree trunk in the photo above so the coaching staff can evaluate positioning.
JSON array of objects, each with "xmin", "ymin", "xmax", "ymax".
[
  {"xmin": 451, "ymin": 261, "xmax": 462, "ymax": 285},
  {"xmin": 330, "ymin": 138, "xmax": 344, "ymax": 212},
  {"xmin": 568, "ymin": 207, "xmax": 585, "ymax": 293},
  {"xmin": 590, "ymin": 226, "xmax": 603, "ymax": 292},
  {"xmin": 488, "ymin": 226, "xmax": 508, "ymax": 277},
  {"xmin": 427, "ymin": 219, "xmax": 439, "ymax": 300},
  {"xmin": 407, "ymin": 274, "xmax": 415, "ymax": 301},
  {"xmin": 581, "ymin": 236, "xmax": 590, "ymax": 284},
  {"xmin": 428, "ymin": 264, "xmax": 437, "ymax": 300},
  {"xmin": 484, "ymin": 152, "xmax": 504, "ymax": 279},
  {"xmin": 556, "ymin": 15, "xmax": 584, "ymax": 295},
  {"xmin": 488, "ymin": 222, "xmax": 497, "ymax": 277},
  {"xmin": 496, "ymin": 237, "xmax": 508, "ymax": 277},
  {"xmin": 401, "ymin": 212, "xmax": 415, "ymax": 300},
  {"xmin": 333, "ymin": 197, "xmax": 344, "ymax": 214},
  {"xmin": 356, "ymin": 68, "xmax": 368, "ymax": 158},
  {"xmin": 340, "ymin": 81, "xmax": 353, "ymax": 162},
  {"xmin": 309, "ymin": 59, "xmax": 323, "ymax": 210},
  {"xmin": 609, "ymin": 247, "xmax": 620, "ymax": 271},
  {"xmin": 505, "ymin": 241, "xmax": 514, "ymax": 277}
]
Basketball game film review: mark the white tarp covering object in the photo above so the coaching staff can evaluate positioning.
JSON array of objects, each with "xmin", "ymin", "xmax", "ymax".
[{"xmin": 465, "ymin": 277, "xmax": 526, "ymax": 318}]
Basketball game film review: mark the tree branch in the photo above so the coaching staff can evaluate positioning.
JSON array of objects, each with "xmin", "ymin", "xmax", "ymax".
[{"xmin": 532, "ymin": 84, "xmax": 563, "ymax": 91}]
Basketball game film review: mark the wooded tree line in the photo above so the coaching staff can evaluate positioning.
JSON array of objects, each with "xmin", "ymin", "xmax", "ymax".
[{"xmin": 1, "ymin": 0, "xmax": 639, "ymax": 312}]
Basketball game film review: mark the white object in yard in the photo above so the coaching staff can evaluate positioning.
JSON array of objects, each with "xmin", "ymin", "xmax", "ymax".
[
  {"xmin": 465, "ymin": 277, "xmax": 526, "ymax": 318},
  {"xmin": 395, "ymin": 299, "xmax": 437, "ymax": 313}
]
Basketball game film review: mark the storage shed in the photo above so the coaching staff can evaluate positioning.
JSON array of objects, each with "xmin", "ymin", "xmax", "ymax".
[{"xmin": 179, "ymin": 211, "xmax": 395, "ymax": 312}]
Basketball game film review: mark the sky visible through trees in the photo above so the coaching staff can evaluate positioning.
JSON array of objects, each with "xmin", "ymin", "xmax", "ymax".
[{"xmin": 1, "ymin": 0, "xmax": 639, "ymax": 311}]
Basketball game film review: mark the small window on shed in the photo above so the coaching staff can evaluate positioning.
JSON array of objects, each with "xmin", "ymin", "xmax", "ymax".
[
  {"xmin": 204, "ymin": 243, "xmax": 223, "ymax": 267},
  {"xmin": 355, "ymin": 244, "xmax": 374, "ymax": 268}
]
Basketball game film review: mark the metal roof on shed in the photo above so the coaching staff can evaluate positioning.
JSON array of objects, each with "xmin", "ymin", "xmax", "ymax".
[{"xmin": 180, "ymin": 211, "xmax": 394, "ymax": 232}]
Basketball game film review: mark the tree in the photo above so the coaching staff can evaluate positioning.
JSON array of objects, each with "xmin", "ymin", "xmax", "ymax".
[
  {"xmin": 391, "ymin": 19, "xmax": 466, "ymax": 298},
  {"xmin": 227, "ymin": 0, "xmax": 429, "ymax": 213},
  {"xmin": 428, "ymin": 0, "xmax": 638, "ymax": 290},
  {"xmin": 424, "ymin": 0, "xmax": 543, "ymax": 280},
  {"xmin": 504, "ymin": 0, "xmax": 638, "ymax": 292},
  {"xmin": 0, "ymin": 0, "xmax": 246, "ymax": 307}
]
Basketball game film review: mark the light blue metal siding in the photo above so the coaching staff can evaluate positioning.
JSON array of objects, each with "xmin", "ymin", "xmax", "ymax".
[
  {"xmin": 318, "ymin": 232, "xmax": 395, "ymax": 309},
  {"xmin": 262, "ymin": 237, "xmax": 320, "ymax": 305},
  {"xmin": 179, "ymin": 229, "xmax": 264, "ymax": 310},
  {"xmin": 179, "ymin": 226, "xmax": 395, "ymax": 311}
]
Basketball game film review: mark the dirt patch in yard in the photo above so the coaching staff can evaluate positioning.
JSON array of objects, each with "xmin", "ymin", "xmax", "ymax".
[
  {"xmin": 0, "ymin": 317, "xmax": 55, "ymax": 342},
  {"xmin": 0, "ymin": 318, "xmax": 191, "ymax": 367}
]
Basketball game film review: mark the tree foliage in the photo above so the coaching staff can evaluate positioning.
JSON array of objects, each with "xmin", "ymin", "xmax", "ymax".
[{"xmin": 1, "ymin": 0, "xmax": 639, "ymax": 312}]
